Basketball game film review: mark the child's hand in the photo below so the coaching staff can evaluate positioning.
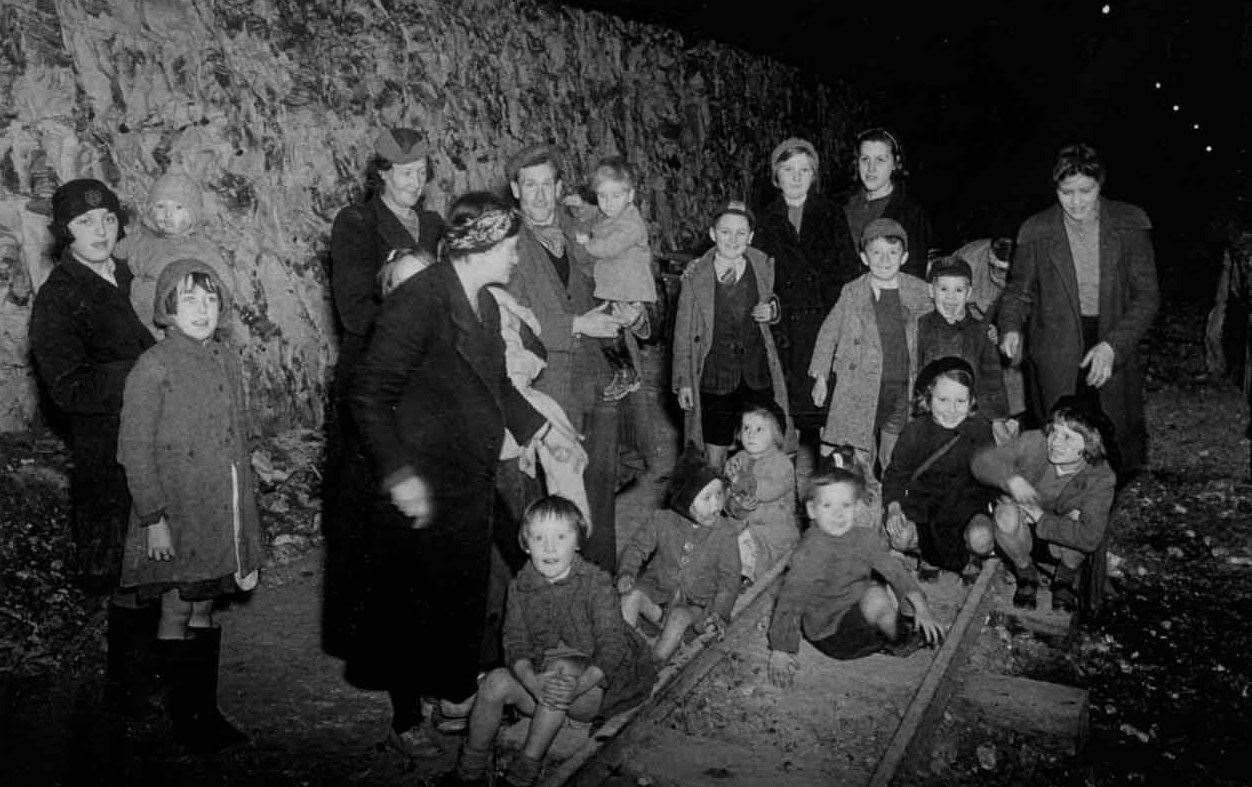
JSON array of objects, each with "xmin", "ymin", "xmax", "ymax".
[
  {"xmin": 617, "ymin": 575, "xmax": 636, "ymax": 595},
  {"xmin": 541, "ymin": 423, "xmax": 588, "ymax": 473},
  {"xmin": 1006, "ymin": 475, "xmax": 1039, "ymax": 507},
  {"xmin": 540, "ymin": 667, "xmax": 577, "ymax": 710},
  {"xmin": 702, "ymin": 614, "xmax": 727, "ymax": 641},
  {"xmin": 767, "ymin": 650, "xmax": 799, "ymax": 688},
  {"xmin": 911, "ymin": 605, "xmax": 945, "ymax": 647},
  {"xmin": 751, "ymin": 302, "xmax": 773, "ymax": 323},
  {"xmin": 1066, "ymin": 509, "xmax": 1082, "ymax": 522},
  {"xmin": 146, "ymin": 518, "xmax": 175, "ymax": 561},
  {"xmin": 885, "ymin": 507, "xmax": 916, "ymax": 552},
  {"xmin": 991, "ymin": 418, "xmax": 1019, "ymax": 446},
  {"xmin": 390, "ymin": 475, "xmax": 433, "ymax": 527},
  {"xmin": 811, "ymin": 377, "xmax": 828, "ymax": 407},
  {"xmin": 574, "ymin": 232, "xmax": 591, "ymax": 245},
  {"xmin": 677, "ymin": 387, "xmax": 695, "ymax": 411},
  {"xmin": 1020, "ymin": 502, "xmax": 1045, "ymax": 523}
]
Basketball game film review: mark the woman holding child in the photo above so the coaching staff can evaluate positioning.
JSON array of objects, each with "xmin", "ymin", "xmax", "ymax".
[
  {"xmin": 351, "ymin": 192, "xmax": 586, "ymax": 755},
  {"xmin": 998, "ymin": 143, "xmax": 1159, "ymax": 475}
]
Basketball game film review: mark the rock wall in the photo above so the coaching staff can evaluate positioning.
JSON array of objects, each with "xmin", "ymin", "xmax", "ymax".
[{"xmin": 0, "ymin": 0, "xmax": 862, "ymax": 432}]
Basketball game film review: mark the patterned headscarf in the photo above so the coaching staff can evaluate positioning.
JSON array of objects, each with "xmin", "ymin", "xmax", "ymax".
[{"xmin": 445, "ymin": 208, "xmax": 519, "ymax": 256}]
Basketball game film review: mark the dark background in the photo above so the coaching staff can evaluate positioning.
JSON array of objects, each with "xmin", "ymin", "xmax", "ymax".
[{"xmin": 560, "ymin": 0, "xmax": 1250, "ymax": 295}]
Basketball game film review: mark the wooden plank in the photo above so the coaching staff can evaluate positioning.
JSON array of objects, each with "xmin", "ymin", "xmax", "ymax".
[
  {"xmin": 956, "ymin": 671, "xmax": 1089, "ymax": 753},
  {"xmin": 867, "ymin": 557, "xmax": 1000, "ymax": 787}
]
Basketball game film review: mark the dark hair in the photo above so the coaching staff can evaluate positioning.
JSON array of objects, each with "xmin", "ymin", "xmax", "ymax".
[
  {"xmin": 914, "ymin": 364, "xmax": 976, "ymax": 417},
  {"xmin": 1051, "ymin": 143, "xmax": 1105, "ymax": 187},
  {"xmin": 990, "ymin": 237, "xmax": 1015, "ymax": 264},
  {"xmin": 1045, "ymin": 396, "xmax": 1108, "ymax": 464},
  {"xmin": 162, "ymin": 271, "xmax": 225, "ymax": 322},
  {"xmin": 362, "ymin": 128, "xmax": 431, "ymax": 201},
  {"xmin": 854, "ymin": 127, "xmax": 907, "ymax": 181},
  {"xmin": 443, "ymin": 191, "xmax": 522, "ymax": 260},
  {"xmin": 507, "ymin": 146, "xmax": 563, "ymax": 185},
  {"xmin": 711, "ymin": 200, "xmax": 756, "ymax": 232},
  {"xmin": 50, "ymin": 209, "xmax": 128, "ymax": 260},
  {"xmin": 518, "ymin": 494, "xmax": 587, "ymax": 549},
  {"xmin": 590, "ymin": 156, "xmax": 636, "ymax": 190},
  {"xmin": 737, "ymin": 406, "xmax": 784, "ymax": 449},
  {"xmin": 806, "ymin": 466, "xmax": 867, "ymax": 503}
]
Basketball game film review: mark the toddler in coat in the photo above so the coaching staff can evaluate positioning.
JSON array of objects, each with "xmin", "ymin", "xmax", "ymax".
[
  {"xmin": 446, "ymin": 496, "xmax": 655, "ymax": 786},
  {"xmin": 724, "ymin": 407, "xmax": 800, "ymax": 584},
  {"xmin": 810, "ymin": 217, "xmax": 932, "ymax": 474},
  {"xmin": 617, "ymin": 452, "xmax": 741, "ymax": 663},
  {"xmin": 564, "ymin": 156, "xmax": 658, "ymax": 401},
  {"xmin": 117, "ymin": 258, "xmax": 261, "ymax": 751},
  {"xmin": 767, "ymin": 467, "xmax": 944, "ymax": 688}
]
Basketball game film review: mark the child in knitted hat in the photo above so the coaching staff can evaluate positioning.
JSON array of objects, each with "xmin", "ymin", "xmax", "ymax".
[
  {"xmin": 115, "ymin": 173, "xmax": 230, "ymax": 338},
  {"xmin": 616, "ymin": 449, "xmax": 741, "ymax": 663}
]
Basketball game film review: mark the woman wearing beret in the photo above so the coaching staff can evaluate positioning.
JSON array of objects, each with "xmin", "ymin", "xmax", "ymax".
[
  {"xmin": 753, "ymin": 137, "xmax": 859, "ymax": 446},
  {"xmin": 999, "ymin": 143, "xmax": 1159, "ymax": 476},
  {"xmin": 322, "ymin": 128, "xmax": 445, "ymax": 738},
  {"xmin": 839, "ymin": 128, "xmax": 931, "ymax": 281}
]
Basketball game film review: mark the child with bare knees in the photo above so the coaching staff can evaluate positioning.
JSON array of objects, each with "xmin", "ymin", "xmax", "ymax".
[
  {"xmin": 767, "ymin": 467, "xmax": 943, "ymax": 687},
  {"xmin": 563, "ymin": 156, "xmax": 658, "ymax": 401},
  {"xmin": 724, "ymin": 406, "xmax": 800, "ymax": 585},
  {"xmin": 882, "ymin": 358, "xmax": 997, "ymax": 583},
  {"xmin": 617, "ymin": 453, "xmax": 741, "ymax": 663},
  {"xmin": 971, "ymin": 396, "xmax": 1116, "ymax": 612},
  {"xmin": 446, "ymin": 496, "xmax": 655, "ymax": 787}
]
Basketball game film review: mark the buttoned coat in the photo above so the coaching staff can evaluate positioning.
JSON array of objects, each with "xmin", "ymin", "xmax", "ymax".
[
  {"xmin": 808, "ymin": 273, "xmax": 933, "ymax": 451},
  {"xmin": 999, "ymin": 199, "xmax": 1159, "ymax": 471},
  {"xmin": 671, "ymin": 246, "xmax": 794, "ymax": 450}
]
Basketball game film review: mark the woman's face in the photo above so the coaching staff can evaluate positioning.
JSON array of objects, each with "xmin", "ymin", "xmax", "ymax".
[
  {"xmin": 1056, "ymin": 174, "xmax": 1101, "ymax": 222},
  {"xmin": 478, "ymin": 235, "xmax": 520, "ymax": 286},
  {"xmin": 68, "ymin": 208, "xmax": 120, "ymax": 264},
  {"xmin": 775, "ymin": 152, "xmax": 815, "ymax": 204},
  {"xmin": 380, "ymin": 159, "xmax": 428, "ymax": 208},
  {"xmin": 857, "ymin": 140, "xmax": 896, "ymax": 197}
]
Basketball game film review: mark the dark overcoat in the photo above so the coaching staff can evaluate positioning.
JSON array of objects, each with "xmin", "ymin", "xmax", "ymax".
[
  {"xmin": 754, "ymin": 193, "xmax": 860, "ymax": 431},
  {"xmin": 998, "ymin": 199, "xmax": 1159, "ymax": 472},
  {"xmin": 28, "ymin": 254, "xmax": 155, "ymax": 582},
  {"xmin": 350, "ymin": 261, "xmax": 545, "ymax": 701}
]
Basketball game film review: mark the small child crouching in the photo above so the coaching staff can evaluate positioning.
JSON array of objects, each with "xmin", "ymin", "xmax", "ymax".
[
  {"xmin": 971, "ymin": 396, "xmax": 1116, "ymax": 612},
  {"xmin": 446, "ymin": 497, "xmax": 656, "ymax": 787},
  {"xmin": 617, "ymin": 453, "xmax": 742, "ymax": 663},
  {"xmin": 117, "ymin": 258, "xmax": 262, "ymax": 751},
  {"xmin": 766, "ymin": 467, "xmax": 944, "ymax": 687},
  {"xmin": 724, "ymin": 407, "xmax": 799, "ymax": 584}
]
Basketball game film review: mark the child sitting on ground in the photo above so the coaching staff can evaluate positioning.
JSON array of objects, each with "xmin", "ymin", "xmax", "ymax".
[
  {"xmin": 117, "ymin": 258, "xmax": 262, "ymax": 751},
  {"xmin": 882, "ymin": 358, "xmax": 997, "ymax": 583},
  {"xmin": 445, "ymin": 496, "xmax": 656, "ymax": 787},
  {"xmin": 971, "ymin": 396, "xmax": 1116, "ymax": 612},
  {"xmin": 767, "ymin": 467, "xmax": 944, "ymax": 686},
  {"xmin": 809, "ymin": 217, "xmax": 932, "ymax": 474},
  {"xmin": 617, "ymin": 451, "xmax": 741, "ymax": 663},
  {"xmin": 724, "ymin": 407, "xmax": 799, "ymax": 585},
  {"xmin": 563, "ymin": 156, "xmax": 658, "ymax": 401},
  {"xmin": 917, "ymin": 255, "xmax": 1013, "ymax": 440}
]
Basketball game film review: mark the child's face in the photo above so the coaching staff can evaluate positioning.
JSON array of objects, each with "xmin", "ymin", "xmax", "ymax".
[
  {"xmin": 930, "ymin": 376, "xmax": 972, "ymax": 430},
  {"xmin": 860, "ymin": 237, "xmax": 907, "ymax": 283},
  {"xmin": 151, "ymin": 199, "xmax": 193, "ymax": 236},
  {"xmin": 689, "ymin": 479, "xmax": 726, "ymax": 524},
  {"xmin": 931, "ymin": 275, "xmax": 971, "ymax": 322},
  {"xmin": 1046, "ymin": 422, "xmax": 1087, "ymax": 467},
  {"xmin": 523, "ymin": 513, "xmax": 580, "ymax": 582},
  {"xmin": 595, "ymin": 180, "xmax": 634, "ymax": 219},
  {"xmin": 775, "ymin": 153, "xmax": 815, "ymax": 204},
  {"xmin": 857, "ymin": 140, "xmax": 896, "ymax": 196},
  {"xmin": 709, "ymin": 214, "xmax": 753, "ymax": 260},
  {"xmin": 172, "ymin": 280, "xmax": 220, "ymax": 341},
  {"xmin": 739, "ymin": 412, "xmax": 776, "ymax": 456},
  {"xmin": 807, "ymin": 481, "xmax": 859, "ymax": 537}
]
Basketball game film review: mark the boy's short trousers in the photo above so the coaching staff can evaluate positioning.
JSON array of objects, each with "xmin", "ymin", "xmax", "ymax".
[
  {"xmin": 700, "ymin": 382, "xmax": 779, "ymax": 447},
  {"xmin": 810, "ymin": 607, "xmax": 903, "ymax": 661}
]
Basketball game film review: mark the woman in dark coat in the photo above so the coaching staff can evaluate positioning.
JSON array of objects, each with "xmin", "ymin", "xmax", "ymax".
[
  {"xmin": 29, "ymin": 179, "xmax": 155, "ymax": 592},
  {"xmin": 838, "ymin": 128, "xmax": 931, "ymax": 281},
  {"xmin": 998, "ymin": 143, "xmax": 1159, "ymax": 475},
  {"xmin": 321, "ymin": 128, "xmax": 443, "ymax": 669},
  {"xmin": 350, "ymin": 192, "xmax": 586, "ymax": 754},
  {"xmin": 754, "ymin": 137, "xmax": 859, "ymax": 438}
]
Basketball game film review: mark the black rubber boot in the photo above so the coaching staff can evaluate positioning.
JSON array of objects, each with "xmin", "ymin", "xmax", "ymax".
[
  {"xmin": 1051, "ymin": 563, "xmax": 1079, "ymax": 612},
  {"xmin": 161, "ymin": 630, "xmax": 248, "ymax": 752},
  {"xmin": 1011, "ymin": 563, "xmax": 1039, "ymax": 609},
  {"xmin": 105, "ymin": 603, "xmax": 162, "ymax": 719}
]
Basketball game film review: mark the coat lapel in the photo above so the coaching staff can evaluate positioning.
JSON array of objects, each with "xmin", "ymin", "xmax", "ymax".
[
  {"xmin": 691, "ymin": 254, "xmax": 716, "ymax": 335},
  {"xmin": 441, "ymin": 265, "xmax": 503, "ymax": 405},
  {"xmin": 370, "ymin": 198, "xmax": 418, "ymax": 256},
  {"xmin": 1045, "ymin": 207, "xmax": 1082, "ymax": 319}
]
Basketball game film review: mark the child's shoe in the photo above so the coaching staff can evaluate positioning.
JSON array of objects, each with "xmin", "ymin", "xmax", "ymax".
[
  {"xmin": 881, "ymin": 623, "xmax": 928, "ymax": 658},
  {"xmin": 1011, "ymin": 564, "xmax": 1040, "ymax": 609},
  {"xmin": 1051, "ymin": 583, "xmax": 1078, "ymax": 612},
  {"xmin": 959, "ymin": 555, "xmax": 984, "ymax": 586},
  {"xmin": 387, "ymin": 723, "xmax": 443, "ymax": 760}
]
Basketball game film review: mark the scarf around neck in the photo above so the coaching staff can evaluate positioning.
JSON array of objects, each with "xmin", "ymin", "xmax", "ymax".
[{"xmin": 524, "ymin": 215, "xmax": 566, "ymax": 259}]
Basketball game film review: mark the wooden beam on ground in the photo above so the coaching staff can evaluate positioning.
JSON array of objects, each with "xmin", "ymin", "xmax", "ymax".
[{"xmin": 956, "ymin": 671, "xmax": 1089, "ymax": 755}]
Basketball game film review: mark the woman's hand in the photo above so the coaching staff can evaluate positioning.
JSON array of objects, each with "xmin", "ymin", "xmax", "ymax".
[
  {"xmin": 146, "ymin": 518, "xmax": 175, "ymax": 561},
  {"xmin": 1006, "ymin": 475, "xmax": 1039, "ymax": 507},
  {"xmin": 572, "ymin": 307, "xmax": 620, "ymax": 338},
  {"xmin": 541, "ymin": 424, "xmax": 587, "ymax": 473},
  {"xmin": 617, "ymin": 574, "xmax": 636, "ymax": 595},
  {"xmin": 811, "ymin": 377, "xmax": 828, "ymax": 407},
  {"xmin": 768, "ymin": 649, "xmax": 800, "ymax": 688},
  {"xmin": 1081, "ymin": 341, "xmax": 1116, "ymax": 388},
  {"xmin": 677, "ymin": 387, "xmax": 695, "ymax": 411},
  {"xmin": 1000, "ymin": 330, "xmax": 1022, "ymax": 364},
  {"xmin": 390, "ymin": 476, "xmax": 433, "ymax": 528},
  {"xmin": 751, "ymin": 302, "xmax": 773, "ymax": 323}
]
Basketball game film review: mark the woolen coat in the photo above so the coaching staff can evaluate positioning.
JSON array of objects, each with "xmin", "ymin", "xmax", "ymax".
[
  {"xmin": 350, "ymin": 260, "xmax": 546, "ymax": 700},
  {"xmin": 753, "ymin": 194, "xmax": 861, "ymax": 431},
  {"xmin": 116, "ymin": 329, "xmax": 262, "ymax": 591},
  {"xmin": 671, "ymin": 246, "xmax": 795, "ymax": 450},
  {"xmin": 808, "ymin": 274, "xmax": 933, "ymax": 451},
  {"xmin": 998, "ymin": 199, "xmax": 1159, "ymax": 471},
  {"xmin": 28, "ymin": 254, "xmax": 156, "ymax": 581}
]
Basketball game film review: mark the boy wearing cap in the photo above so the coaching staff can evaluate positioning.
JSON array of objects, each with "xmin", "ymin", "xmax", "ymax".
[
  {"xmin": 809, "ymin": 218, "xmax": 931, "ymax": 472},
  {"xmin": 917, "ymin": 255, "xmax": 1009, "ymax": 423}
]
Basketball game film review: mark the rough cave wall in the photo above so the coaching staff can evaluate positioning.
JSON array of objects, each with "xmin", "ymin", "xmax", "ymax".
[{"xmin": 0, "ymin": 0, "xmax": 862, "ymax": 432}]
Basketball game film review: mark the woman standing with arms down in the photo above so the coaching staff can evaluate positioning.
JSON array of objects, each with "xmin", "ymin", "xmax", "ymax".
[
  {"xmin": 351, "ymin": 193, "xmax": 585, "ymax": 755},
  {"xmin": 998, "ymin": 143, "xmax": 1159, "ymax": 476},
  {"xmin": 840, "ymin": 128, "xmax": 931, "ymax": 281}
]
